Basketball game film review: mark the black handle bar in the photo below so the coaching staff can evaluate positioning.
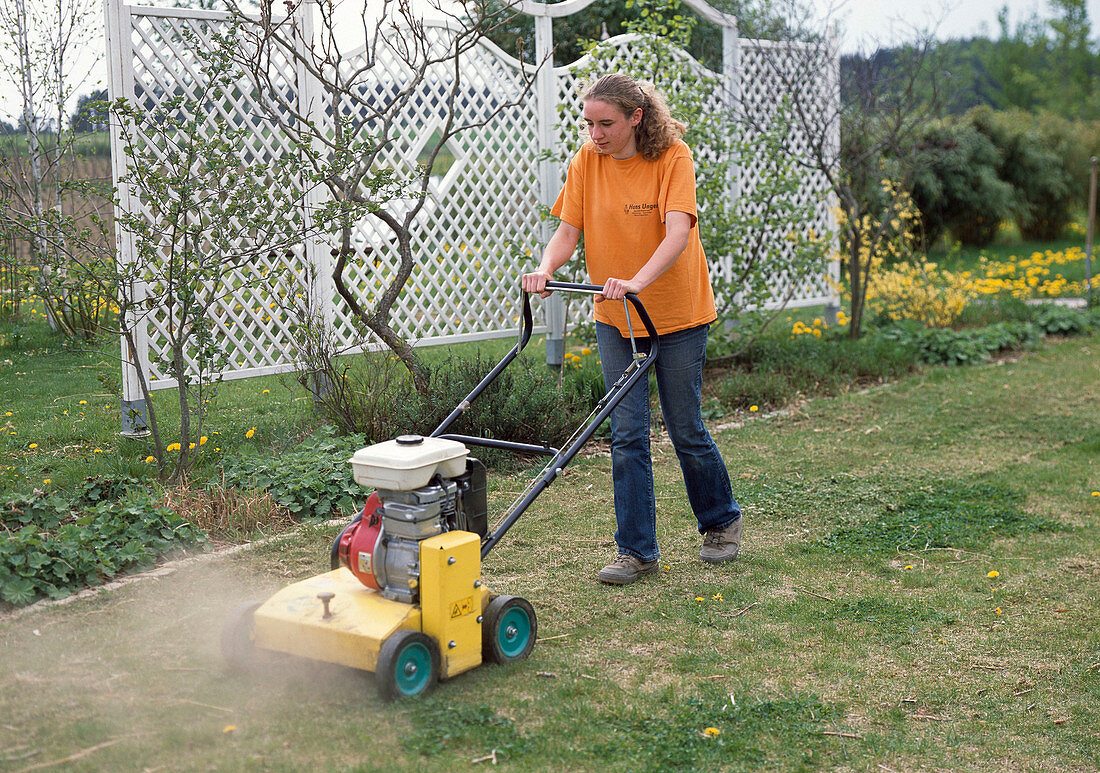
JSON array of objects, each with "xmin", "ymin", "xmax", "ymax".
[
  {"xmin": 427, "ymin": 280, "xmax": 661, "ymax": 558},
  {"xmin": 430, "ymin": 281, "xmax": 658, "ymax": 440}
]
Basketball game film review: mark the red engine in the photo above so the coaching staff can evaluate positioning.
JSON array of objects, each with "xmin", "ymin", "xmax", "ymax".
[{"xmin": 334, "ymin": 493, "xmax": 384, "ymax": 590}]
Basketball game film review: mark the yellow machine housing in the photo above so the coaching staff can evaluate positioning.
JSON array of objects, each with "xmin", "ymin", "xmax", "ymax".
[{"xmin": 251, "ymin": 530, "xmax": 488, "ymax": 679}]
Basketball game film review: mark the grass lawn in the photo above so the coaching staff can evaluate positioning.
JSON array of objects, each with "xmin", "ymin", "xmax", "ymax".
[{"xmin": 0, "ymin": 329, "xmax": 1096, "ymax": 771}]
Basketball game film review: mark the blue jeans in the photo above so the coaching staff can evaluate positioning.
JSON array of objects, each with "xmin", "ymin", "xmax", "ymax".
[{"xmin": 596, "ymin": 321, "xmax": 741, "ymax": 562}]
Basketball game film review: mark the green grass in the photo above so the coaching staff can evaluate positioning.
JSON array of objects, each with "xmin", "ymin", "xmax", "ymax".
[{"xmin": 0, "ymin": 323, "xmax": 1097, "ymax": 770}]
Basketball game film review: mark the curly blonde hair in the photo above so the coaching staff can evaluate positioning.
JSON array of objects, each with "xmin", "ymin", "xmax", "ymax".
[{"xmin": 582, "ymin": 73, "xmax": 687, "ymax": 161}]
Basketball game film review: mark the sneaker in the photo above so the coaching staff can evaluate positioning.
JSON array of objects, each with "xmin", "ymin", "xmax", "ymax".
[
  {"xmin": 598, "ymin": 554, "xmax": 659, "ymax": 585},
  {"xmin": 700, "ymin": 518, "xmax": 742, "ymax": 564}
]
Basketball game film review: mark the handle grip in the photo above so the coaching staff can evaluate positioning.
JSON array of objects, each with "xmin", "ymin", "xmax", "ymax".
[{"xmin": 539, "ymin": 280, "xmax": 659, "ymax": 340}]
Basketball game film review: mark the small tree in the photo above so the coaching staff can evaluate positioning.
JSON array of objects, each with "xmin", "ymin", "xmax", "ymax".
[
  {"xmin": 8, "ymin": 23, "xmax": 322, "ymax": 480},
  {"xmin": 225, "ymin": 0, "xmax": 540, "ymax": 395},
  {"xmin": 747, "ymin": 2, "xmax": 949, "ymax": 338},
  {"xmin": 0, "ymin": 0, "xmax": 103, "ymax": 336}
]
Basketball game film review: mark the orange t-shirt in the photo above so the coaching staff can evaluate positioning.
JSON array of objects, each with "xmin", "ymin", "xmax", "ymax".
[{"xmin": 551, "ymin": 139, "xmax": 717, "ymax": 337}]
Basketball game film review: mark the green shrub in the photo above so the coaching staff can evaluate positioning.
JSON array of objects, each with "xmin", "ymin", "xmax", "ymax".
[
  {"xmin": 1030, "ymin": 302, "xmax": 1091, "ymax": 335},
  {"xmin": 880, "ymin": 320, "xmax": 1042, "ymax": 365},
  {"xmin": 219, "ymin": 426, "xmax": 366, "ymax": 521},
  {"xmin": 910, "ymin": 119, "xmax": 1014, "ymax": 248},
  {"xmin": 297, "ymin": 349, "xmax": 421, "ymax": 444},
  {"xmin": 415, "ymin": 354, "xmax": 602, "ymax": 451},
  {"xmin": 970, "ymin": 108, "xmax": 1076, "ymax": 242},
  {"xmin": 713, "ymin": 332, "xmax": 919, "ymax": 411},
  {"xmin": 0, "ymin": 476, "xmax": 205, "ymax": 606}
]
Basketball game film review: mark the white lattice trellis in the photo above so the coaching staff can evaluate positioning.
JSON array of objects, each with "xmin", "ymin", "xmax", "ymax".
[{"xmin": 105, "ymin": 0, "xmax": 839, "ymax": 422}]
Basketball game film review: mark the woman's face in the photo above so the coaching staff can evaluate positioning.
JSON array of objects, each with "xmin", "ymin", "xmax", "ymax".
[{"xmin": 583, "ymin": 99, "xmax": 642, "ymax": 159}]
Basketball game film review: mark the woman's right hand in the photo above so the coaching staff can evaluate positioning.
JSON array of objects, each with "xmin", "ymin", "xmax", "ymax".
[{"xmin": 521, "ymin": 269, "xmax": 555, "ymax": 298}]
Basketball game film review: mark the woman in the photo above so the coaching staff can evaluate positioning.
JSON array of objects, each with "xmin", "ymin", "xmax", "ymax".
[{"xmin": 522, "ymin": 73, "xmax": 742, "ymax": 585}]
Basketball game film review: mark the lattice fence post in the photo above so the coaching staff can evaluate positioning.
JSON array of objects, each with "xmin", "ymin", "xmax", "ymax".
[
  {"xmin": 533, "ymin": 9, "xmax": 566, "ymax": 368},
  {"xmin": 105, "ymin": 0, "xmax": 150, "ymax": 437},
  {"xmin": 295, "ymin": 0, "xmax": 336, "ymax": 400},
  {"xmin": 823, "ymin": 29, "xmax": 842, "ymax": 325}
]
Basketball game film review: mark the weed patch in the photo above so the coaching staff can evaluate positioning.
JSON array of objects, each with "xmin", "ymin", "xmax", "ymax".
[
  {"xmin": 219, "ymin": 426, "xmax": 365, "ymax": 521},
  {"xmin": 0, "ymin": 475, "xmax": 205, "ymax": 605},
  {"xmin": 407, "ymin": 702, "xmax": 530, "ymax": 758},
  {"xmin": 591, "ymin": 689, "xmax": 842, "ymax": 772},
  {"xmin": 818, "ymin": 479, "xmax": 1061, "ymax": 556}
]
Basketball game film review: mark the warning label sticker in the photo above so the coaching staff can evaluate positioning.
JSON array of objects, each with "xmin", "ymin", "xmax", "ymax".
[
  {"xmin": 357, "ymin": 552, "xmax": 372, "ymax": 575},
  {"xmin": 450, "ymin": 597, "xmax": 474, "ymax": 618}
]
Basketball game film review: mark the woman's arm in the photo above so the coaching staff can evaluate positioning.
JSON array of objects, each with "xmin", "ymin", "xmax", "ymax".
[
  {"xmin": 597, "ymin": 210, "xmax": 691, "ymax": 302},
  {"xmin": 521, "ymin": 220, "xmax": 582, "ymax": 297}
]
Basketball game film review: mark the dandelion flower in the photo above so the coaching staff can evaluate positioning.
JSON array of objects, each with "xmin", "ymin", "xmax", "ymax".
[
  {"xmin": 262, "ymin": 389, "xmax": 270, "ymax": 394},
  {"xmin": 694, "ymin": 596, "xmax": 705, "ymax": 602},
  {"xmin": 167, "ymin": 442, "xmax": 181, "ymax": 452},
  {"xmin": 749, "ymin": 405, "xmax": 759, "ymax": 412},
  {"xmin": 581, "ymin": 347, "xmax": 592, "ymax": 356},
  {"xmin": 703, "ymin": 727, "xmax": 721, "ymax": 738},
  {"xmin": 246, "ymin": 427, "xmax": 256, "ymax": 439},
  {"xmin": 79, "ymin": 400, "xmax": 87, "ymax": 405},
  {"xmin": 94, "ymin": 448, "xmax": 102, "ymax": 454},
  {"xmin": 43, "ymin": 478, "xmax": 50, "ymax": 484},
  {"xmin": 222, "ymin": 725, "xmax": 237, "ymax": 734},
  {"xmin": 4, "ymin": 411, "xmax": 10, "ymax": 416},
  {"xmin": 987, "ymin": 570, "xmax": 1000, "ymax": 579},
  {"xmin": 995, "ymin": 607, "xmax": 1002, "ymax": 615},
  {"xmin": 712, "ymin": 592, "xmax": 723, "ymax": 602},
  {"xmin": 904, "ymin": 565, "xmax": 914, "ymax": 570},
  {"xmin": 200, "ymin": 436, "xmax": 208, "ymax": 445},
  {"xmin": 1092, "ymin": 491, "xmax": 1099, "ymax": 497},
  {"xmin": 145, "ymin": 455, "xmax": 155, "ymax": 463},
  {"xmin": 28, "ymin": 443, "xmax": 37, "ymax": 450}
]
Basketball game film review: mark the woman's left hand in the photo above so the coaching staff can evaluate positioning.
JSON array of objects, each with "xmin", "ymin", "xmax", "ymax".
[{"xmin": 596, "ymin": 276, "xmax": 642, "ymax": 303}]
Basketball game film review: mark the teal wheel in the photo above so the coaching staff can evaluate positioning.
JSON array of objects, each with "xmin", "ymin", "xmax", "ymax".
[
  {"xmin": 376, "ymin": 630, "xmax": 440, "ymax": 701},
  {"xmin": 482, "ymin": 595, "xmax": 537, "ymax": 664}
]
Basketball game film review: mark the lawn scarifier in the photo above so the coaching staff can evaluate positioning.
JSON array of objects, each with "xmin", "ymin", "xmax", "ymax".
[{"xmin": 221, "ymin": 282, "xmax": 658, "ymax": 700}]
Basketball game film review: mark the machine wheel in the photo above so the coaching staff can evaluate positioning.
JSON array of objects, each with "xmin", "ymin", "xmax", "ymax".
[
  {"xmin": 482, "ymin": 595, "xmax": 537, "ymax": 665},
  {"xmin": 376, "ymin": 630, "xmax": 441, "ymax": 701},
  {"xmin": 221, "ymin": 601, "xmax": 262, "ymax": 672}
]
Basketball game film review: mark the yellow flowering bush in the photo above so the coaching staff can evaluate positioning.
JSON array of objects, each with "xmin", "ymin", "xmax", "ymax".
[
  {"xmin": 971, "ymin": 247, "xmax": 1096, "ymax": 299},
  {"xmin": 865, "ymin": 257, "xmax": 976, "ymax": 328}
]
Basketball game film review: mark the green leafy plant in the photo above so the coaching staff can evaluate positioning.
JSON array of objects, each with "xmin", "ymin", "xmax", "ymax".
[
  {"xmin": 219, "ymin": 427, "xmax": 367, "ymax": 521},
  {"xmin": 0, "ymin": 475, "xmax": 205, "ymax": 605}
]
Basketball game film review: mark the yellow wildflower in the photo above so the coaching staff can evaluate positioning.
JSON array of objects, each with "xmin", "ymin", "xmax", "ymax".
[
  {"xmin": 703, "ymin": 727, "xmax": 721, "ymax": 738},
  {"xmin": 987, "ymin": 570, "xmax": 999, "ymax": 579},
  {"xmin": 246, "ymin": 427, "xmax": 256, "ymax": 439}
]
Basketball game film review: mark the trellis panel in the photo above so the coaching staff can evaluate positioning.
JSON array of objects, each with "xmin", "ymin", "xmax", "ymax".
[{"xmin": 106, "ymin": 1, "xmax": 838, "ymax": 398}]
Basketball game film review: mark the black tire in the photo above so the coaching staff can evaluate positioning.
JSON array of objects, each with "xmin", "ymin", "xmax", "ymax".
[
  {"xmin": 221, "ymin": 601, "xmax": 262, "ymax": 672},
  {"xmin": 376, "ymin": 630, "xmax": 441, "ymax": 701},
  {"xmin": 482, "ymin": 595, "xmax": 537, "ymax": 665}
]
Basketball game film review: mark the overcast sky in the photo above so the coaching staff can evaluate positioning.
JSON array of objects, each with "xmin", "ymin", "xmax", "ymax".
[
  {"xmin": 816, "ymin": 0, "xmax": 1100, "ymax": 51},
  {"xmin": 2, "ymin": 0, "xmax": 1097, "ymax": 124}
]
